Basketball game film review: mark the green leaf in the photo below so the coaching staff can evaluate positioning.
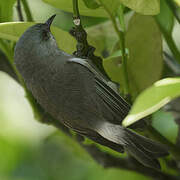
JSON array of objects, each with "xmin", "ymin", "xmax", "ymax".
[
  {"xmin": 152, "ymin": 110, "xmax": 178, "ymax": 143},
  {"xmin": 0, "ymin": 22, "xmax": 76, "ymax": 54},
  {"xmin": 156, "ymin": 0, "xmax": 174, "ymax": 34},
  {"xmin": 43, "ymin": 0, "xmax": 160, "ymax": 16},
  {"xmin": 83, "ymin": 0, "xmax": 101, "ymax": 9},
  {"xmin": 104, "ymin": 14, "xmax": 163, "ymax": 98},
  {"xmin": 87, "ymin": 21, "xmax": 118, "ymax": 56},
  {"xmin": 43, "ymin": 0, "xmax": 119, "ymax": 17},
  {"xmin": 119, "ymin": 0, "xmax": 160, "ymax": 15},
  {"xmin": 173, "ymin": 0, "xmax": 180, "ymax": 6},
  {"xmin": 122, "ymin": 78, "xmax": 180, "ymax": 127},
  {"xmin": 0, "ymin": 0, "xmax": 16, "ymax": 22},
  {"xmin": 55, "ymin": 131, "xmax": 94, "ymax": 162}
]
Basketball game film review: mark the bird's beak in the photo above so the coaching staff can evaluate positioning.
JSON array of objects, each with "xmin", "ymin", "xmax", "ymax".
[{"xmin": 45, "ymin": 14, "xmax": 56, "ymax": 31}]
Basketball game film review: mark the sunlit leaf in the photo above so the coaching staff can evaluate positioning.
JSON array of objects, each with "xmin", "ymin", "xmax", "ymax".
[
  {"xmin": 173, "ymin": 0, "xmax": 180, "ymax": 6},
  {"xmin": 43, "ymin": 0, "xmax": 160, "ymax": 16},
  {"xmin": 43, "ymin": 0, "xmax": 121, "ymax": 17},
  {"xmin": 0, "ymin": 22, "xmax": 76, "ymax": 54},
  {"xmin": 156, "ymin": 0, "xmax": 174, "ymax": 34},
  {"xmin": 122, "ymin": 78, "xmax": 180, "ymax": 127},
  {"xmin": 83, "ymin": 0, "xmax": 101, "ymax": 9},
  {"xmin": 87, "ymin": 20, "xmax": 118, "ymax": 56},
  {"xmin": 152, "ymin": 110, "xmax": 178, "ymax": 143},
  {"xmin": 119, "ymin": 0, "xmax": 160, "ymax": 15},
  {"xmin": 0, "ymin": 0, "xmax": 16, "ymax": 22},
  {"xmin": 104, "ymin": 14, "xmax": 163, "ymax": 98}
]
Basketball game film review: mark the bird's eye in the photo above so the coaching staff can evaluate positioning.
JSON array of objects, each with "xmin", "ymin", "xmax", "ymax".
[{"xmin": 42, "ymin": 30, "xmax": 50, "ymax": 40}]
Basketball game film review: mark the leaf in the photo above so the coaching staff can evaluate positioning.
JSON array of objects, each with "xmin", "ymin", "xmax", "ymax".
[
  {"xmin": 152, "ymin": 110, "xmax": 178, "ymax": 144},
  {"xmin": 0, "ymin": 0, "xmax": 16, "ymax": 22},
  {"xmin": 119, "ymin": 0, "xmax": 160, "ymax": 15},
  {"xmin": 156, "ymin": 0, "xmax": 174, "ymax": 34},
  {"xmin": 55, "ymin": 131, "xmax": 94, "ymax": 162},
  {"xmin": 0, "ymin": 50, "xmax": 17, "ymax": 81},
  {"xmin": 83, "ymin": 0, "xmax": 101, "ymax": 9},
  {"xmin": 104, "ymin": 14, "xmax": 163, "ymax": 98},
  {"xmin": 43, "ymin": 0, "xmax": 160, "ymax": 16},
  {"xmin": 0, "ymin": 22, "xmax": 76, "ymax": 54},
  {"xmin": 43, "ymin": 0, "xmax": 119, "ymax": 17},
  {"xmin": 173, "ymin": 0, "xmax": 180, "ymax": 6},
  {"xmin": 122, "ymin": 78, "xmax": 180, "ymax": 127},
  {"xmin": 87, "ymin": 21, "xmax": 118, "ymax": 56}
]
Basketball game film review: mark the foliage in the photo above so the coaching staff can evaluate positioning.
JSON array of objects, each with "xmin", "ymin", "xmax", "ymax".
[{"xmin": 0, "ymin": 0, "xmax": 180, "ymax": 179}]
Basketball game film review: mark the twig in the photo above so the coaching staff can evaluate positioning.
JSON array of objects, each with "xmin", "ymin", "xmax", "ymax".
[
  {"xmin": 162, "ymin": 29, "xmax": 180, "ymax": 64},
  {"xmin": 155, "ymin": 1, "xmax": 180, "ymax": 65},
  {"xmin": 21, "ymin": 0, "xmax": 33, "ymax": 21},
  {"xmin": 71, "ymin": 0, "xmax": 109, "ymax": 78},
  {"xmin": 82, "ymin": 144, "xmax": 179, "ymax": 180},
  {"xmin": 163, "ymin": 51, "xmax": 180, "ymax": 75},
  {"xmin": 99, "ymin": 1, "xmax": 129, "ymax": 97},
  {"xmin": 73, "ymin": 0, "xmax": 81, "ymax": 20},
  {"xmin": 166, "ymin": 0, "xmax": 180, "ymax": 25},
  {"xmin": 16, "ymin": 0, "xmax": 24, "ymax": 21}
]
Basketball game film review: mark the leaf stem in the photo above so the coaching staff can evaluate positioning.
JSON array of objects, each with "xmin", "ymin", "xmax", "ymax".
[
  {"xmin": 158, "ymin": 24, "xmax": 180, "ymax": 64},
  {"xmin": 72, "ymin": 0, "xmax": 80, "ymax": 20},
  {"xmin": 21, "ymin": 0, "xmax": 33, "ymax": 21},
  {"xmin": 166, "ymin": 0, "xmax": 180, "ymax": 25},
  {"xmin": 16, "ymin": 0, "xmax": 24, "ymax": 21},
  {"xmin": 99, "ymin": 1, "xmax": 129, "ymax": 96}
]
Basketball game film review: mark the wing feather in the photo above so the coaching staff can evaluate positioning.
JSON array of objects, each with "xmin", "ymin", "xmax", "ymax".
[{"xmin": 68, "ymin": 58, "xmax": 131, "ymax": 123}]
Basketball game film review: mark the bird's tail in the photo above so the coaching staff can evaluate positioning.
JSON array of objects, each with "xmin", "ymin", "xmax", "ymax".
[{"xmin": 95, "ymin": 122, "xmax": 169, "ymax": 169}]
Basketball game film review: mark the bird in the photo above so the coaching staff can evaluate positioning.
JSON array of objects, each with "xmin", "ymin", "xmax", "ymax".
[{"xmin": 14, "ymin": 14, "xmax": 168, "ymax": 169}]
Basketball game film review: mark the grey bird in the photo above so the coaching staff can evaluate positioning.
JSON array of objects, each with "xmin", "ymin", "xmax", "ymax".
[{"xmin": 14, "ymin": 15, "xmax": 168, "ymax": 169}]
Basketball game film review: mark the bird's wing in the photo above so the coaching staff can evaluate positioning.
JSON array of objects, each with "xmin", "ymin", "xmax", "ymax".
[{"xmin": 68, "ymin": 58, "xmax": 131, "ymax": 123}]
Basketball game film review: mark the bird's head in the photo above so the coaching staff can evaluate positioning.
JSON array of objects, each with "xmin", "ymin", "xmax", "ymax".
[
  {"xmin": 31, "ymin": 14, "xmax": 56, "ymax": 41},
  {"xmin": 15, "ymin": 14, "xmax": 58, "ymax": 59}
]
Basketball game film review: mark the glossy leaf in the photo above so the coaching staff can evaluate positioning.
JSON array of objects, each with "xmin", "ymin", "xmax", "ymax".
[
  {"xmin": 43, "ymin": 0, "xmax": 120, "ymax": 17},
  {"xmin": 83, "ymin": 0, "xmax": 101, "ymax": 9},
  {"xmin": 119, "ymin": 0, "xmax": 160, "ymax": 15},
  {"xmin": 122, "ymin": 78, "xmax": 180, "ymax": 127},
  {"xmin": 0, "ymin": 22, "xmax": 76, "ymax": 54},
  {"xmin": 104, "ymin": 14, "xmax": 163, "ymax": 98},
  {"xmin": 152, "ymin": 110, "xmax": 178, "ymax": 144},
  {"xmin": 156, "ymin": 0, "xmax": 174, "ymax": 34},
  {"xmin": 87, "ymin": 21, "xmax": 118, "ymax": 56},
  {"xmin": 0, "ymin": 0, "xmax": 16, "ymax": 22},
  {"xmin": 43, "ymin": 0, "xmax": 160, "ymax": 16},
  {"xmin": 43, "ymin": 0, "xmax": 109, "ymax": 17},
  {"xmin": 173, "ymin": 0, "xmax": 180, "ymax": 6}
]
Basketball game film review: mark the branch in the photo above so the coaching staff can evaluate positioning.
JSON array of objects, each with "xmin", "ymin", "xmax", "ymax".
[
  {"xmin": 70, "ymin": 0, "xmax": 109, "ymax": 78},
  {"xmin": 166, "ymin": 0, "xmax": 180, "ymax": 25},
  {"xmin": 16, "ymin": 0, "xmax": 24, "ymax": 21},
  {"xmin": 98, "ymin": 1, "xmax": 129, "ymax": 97},
  {"xmin": 21, "ymin": 0, "xmax": 34, "ymax": 21},
  {"xmin": 82, "ymin": 144, "xmax": 179, "ymax": 180}
]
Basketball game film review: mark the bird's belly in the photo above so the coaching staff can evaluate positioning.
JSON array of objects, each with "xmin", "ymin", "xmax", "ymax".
[{"xmin": 27, "ymin": 76, "xmax": 95, "ymax": 129}]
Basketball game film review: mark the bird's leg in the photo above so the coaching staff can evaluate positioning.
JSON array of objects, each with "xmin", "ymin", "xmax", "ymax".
[
  {"xmin": 69, "ymin": 22, "xmax": 95, "ymax": 58},
  {"xmin": 69, "ymin": 18, "xmax": 110, "ymax": 78}
]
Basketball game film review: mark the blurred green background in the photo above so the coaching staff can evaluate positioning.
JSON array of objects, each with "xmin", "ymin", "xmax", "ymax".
[
  {"xmin": 0, "ymin": 72, "xmax": 150, "ymax": 180},
  {"xmin": 0, "ymin": 0, "xmax": 180, "ymax": 179},
  {"xmin": 0, "ymin": 1, "xmax": 148, "ymax": 179}
]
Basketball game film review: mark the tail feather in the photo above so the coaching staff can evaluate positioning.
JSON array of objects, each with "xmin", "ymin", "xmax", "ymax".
[
  {"xmin": 126, "ymin": 129, "xmax": 168, "ymax": 158},
  {"xmin": 96, "ymin": 122, "xmax": 169, "ymax": 169},
  {"xmin": 124, "ymin": 136, "xmax": 161, "ymax": 169}
]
